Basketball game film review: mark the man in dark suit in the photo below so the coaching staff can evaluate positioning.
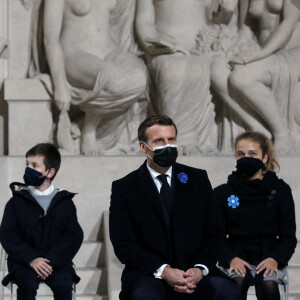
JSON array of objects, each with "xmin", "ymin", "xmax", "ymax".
[{"xmin": 109, "ymin": 115, "xmax": 241, "ymax": 300}]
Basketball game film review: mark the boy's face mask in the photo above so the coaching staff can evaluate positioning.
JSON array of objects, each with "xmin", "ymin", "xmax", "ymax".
[{"xmin": 23, "ymin": 167, "xmax": 47, "ymax": 186}]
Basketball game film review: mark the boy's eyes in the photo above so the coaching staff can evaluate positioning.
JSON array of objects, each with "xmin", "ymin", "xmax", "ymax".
[{"xmin": 25, "ymin": 162, "xmax": 39, "ymax": 168}]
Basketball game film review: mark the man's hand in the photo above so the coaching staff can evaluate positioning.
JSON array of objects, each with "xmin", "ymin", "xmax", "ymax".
[
  {"xmin": 174, "ymin": 268, "xmax": 202, "ymax": 293},
  {"xmin": 229, "ymin": 257, "xmax": 252, "ymax": 277},
  {"xmin": 30, "ymin": 258, "xmax": 53, "ymax": 280},
  {"xmin": 256, "ymin": 258, "xmax": 279, "ymax": 278},
  {"xmin": 161, "ymin": 267, "xmax": 189, "ymax": 289},
  {"xmin": 185, "ymin": 268, "xmax": 203, "ymax": 286}
]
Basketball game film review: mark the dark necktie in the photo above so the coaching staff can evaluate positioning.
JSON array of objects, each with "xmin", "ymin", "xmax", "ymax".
[{"xmin": 157, "ymin": 174, "xmax": 173, "ymax": 225}]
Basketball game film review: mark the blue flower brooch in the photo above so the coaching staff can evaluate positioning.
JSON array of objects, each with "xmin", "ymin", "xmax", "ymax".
[
  {"xmin": 227, "ymin": 195, "xmax": 239, "ymax": 208},
  {"xmin": 177, "ymin": 172, "xmax": 188, "ymax": 184}
]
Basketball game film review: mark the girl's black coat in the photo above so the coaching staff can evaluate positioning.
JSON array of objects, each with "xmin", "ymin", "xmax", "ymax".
[
  {"xmin": 0, "ymin": 183, "xmax": 84, "ymax": 285},
  {"xmin": 214, "ymin": 171, "xmax": 297, "ymax": 269}
]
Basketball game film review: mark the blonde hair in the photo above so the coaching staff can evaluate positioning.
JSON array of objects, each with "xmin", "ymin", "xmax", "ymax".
[{"xmin": 235, "ymin": 131, "xmax": 280, "ymax": 174}]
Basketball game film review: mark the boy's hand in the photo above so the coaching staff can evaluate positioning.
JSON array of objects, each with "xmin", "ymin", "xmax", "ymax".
[{"xmin": 30, "ymin": 258, "xmax": 53, "ymax": 279}]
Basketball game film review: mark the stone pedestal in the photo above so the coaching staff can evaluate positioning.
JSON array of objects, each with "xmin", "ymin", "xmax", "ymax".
[{"xmin": 4, "ymin": 79, "xmax": 53, "ymax": 155}]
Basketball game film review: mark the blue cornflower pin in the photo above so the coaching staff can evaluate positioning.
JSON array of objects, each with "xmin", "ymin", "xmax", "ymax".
[
  {"xmin": 227, "ymin": 195, "xmax": 239, "ymax": 208},
  {"xmin": 177, "ymin": 172, "xmax": 188, "ymax": 184}
]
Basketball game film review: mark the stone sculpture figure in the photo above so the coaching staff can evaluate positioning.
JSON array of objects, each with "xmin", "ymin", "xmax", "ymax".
[
  {"xmin": 29, "ymin": 0, "xmax": 147, "ymax": 155},
  {"xmin": 136, "ymin": 0, "xmax": 217, "ymax": 155},
  {"xmin": 198, "ymin": 0, "xmax": 269, "ymax": 147},
  {"xmin": 229, "ymin": 0, "xmax": 300, "ymax": 154}
]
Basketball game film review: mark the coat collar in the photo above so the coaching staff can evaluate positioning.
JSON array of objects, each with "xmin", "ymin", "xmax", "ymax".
[{"xmin": 10, "ymin": 182, "xmax": 76, "ymax": 209}]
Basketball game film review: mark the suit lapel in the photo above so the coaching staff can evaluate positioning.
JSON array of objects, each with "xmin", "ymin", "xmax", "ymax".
[{"xmin": 136, "ymin": 162, "xmax": 169, "ymax": 227}]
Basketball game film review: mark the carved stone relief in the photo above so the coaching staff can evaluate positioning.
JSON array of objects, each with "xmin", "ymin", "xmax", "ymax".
[{"xmin": 4, "ymin": 0, "xmax": 300, "ymax": 155}]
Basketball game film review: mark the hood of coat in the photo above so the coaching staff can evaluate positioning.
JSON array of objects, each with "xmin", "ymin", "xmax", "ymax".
[
  {"xmin": 9, "ymin": 182, "xmax": 76, "ymax": 207},
  {"xmin": 227, "ymin": 171, "xmax": 287, "ymax": 196}
]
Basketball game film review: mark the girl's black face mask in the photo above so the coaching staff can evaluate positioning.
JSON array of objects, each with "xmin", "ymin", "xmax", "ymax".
[{"xmin": 236, "ymin": 157, "xmax": 264, "ymax": 177}]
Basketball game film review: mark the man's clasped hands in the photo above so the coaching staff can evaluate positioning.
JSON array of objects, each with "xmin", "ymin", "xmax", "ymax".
[{"xmin": 162, "ymin": 267, "xmax": 203, "ymax": 294}]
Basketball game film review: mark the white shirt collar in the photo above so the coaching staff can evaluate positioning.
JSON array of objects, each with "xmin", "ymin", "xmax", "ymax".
[
  {"xmin": 146, "ymin": 164, "xmax": 173, "ymax": 181},
  {"xmin": 28, "ymin": 184, "xmax": 55, "ymax": 196}
]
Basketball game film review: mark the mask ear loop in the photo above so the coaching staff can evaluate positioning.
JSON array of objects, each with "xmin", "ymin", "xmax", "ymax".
[
  {"xmin": 143, "ymin": 142, "xmax": 154, "ymax": 162},
  {"xmin": 40, "ymin": 169, "xmax": 51, "ymax": 179}
]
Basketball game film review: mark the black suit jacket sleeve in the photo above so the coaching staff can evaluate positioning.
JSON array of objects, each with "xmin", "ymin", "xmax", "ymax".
[
  {"xmin": 109, "ymin": 181, "xmax": 165, "ymax": 274},
  {"xmin": 192, "ymin": 171, "xmax": 222, "ymax": 271},
  {"xmin": 269, "ymin": 185, "xmax": 297, "ymax": 266}
]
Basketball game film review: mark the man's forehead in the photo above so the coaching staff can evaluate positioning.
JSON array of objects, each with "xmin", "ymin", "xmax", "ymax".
[{"xmin": 146, "ymin": 124, "xmax": 176, "ymax": 137}]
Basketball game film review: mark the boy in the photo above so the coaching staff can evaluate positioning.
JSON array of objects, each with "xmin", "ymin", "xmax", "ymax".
[{"xmin": 0, "ymin": 143, "xmax": 83, "ymax": 300}]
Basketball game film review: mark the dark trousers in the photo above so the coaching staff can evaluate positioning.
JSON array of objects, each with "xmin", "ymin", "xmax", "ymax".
[
  {"xmin": 13, "ymin": 266, "xmax": 74, "ymax": 300},
  {"xmin": 129, "ymin": 275, "xmax": 242, "ymax": 300}
]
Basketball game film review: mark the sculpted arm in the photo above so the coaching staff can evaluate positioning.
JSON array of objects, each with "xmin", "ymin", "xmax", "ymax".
[
  {"xmin": 237, "ymin": 0, "xmax": 300, "ymax": 64},
  {"xmin": 259, "ymin": 0, "xmax": 299, "ymax": 56},
  {"xmin": 44, "ymin": 0, "xmax": 71, "ymax": 111},
  {"xmin": 239, "ymin": 0, "xmax": 249, "ymax": 29},
  {"xmin": 135, "ymin": 0, "xmax": 159, "ymax": 50},
  {"xmin": 212, "ymin": 0, "xmax": 239, "ymax": 24}
]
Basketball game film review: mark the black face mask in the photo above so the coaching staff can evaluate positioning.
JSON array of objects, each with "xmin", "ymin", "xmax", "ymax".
[
  {"xmin": 145, "ymin": 143, "xmax": 178, "ymax": 168},
  {"xmin": 23, "ymin": 167, "xmax": 47, "ymax": 186},
  {"xmin": 236, "ymin": 157, "xmax": 264, "ymax": 178}
]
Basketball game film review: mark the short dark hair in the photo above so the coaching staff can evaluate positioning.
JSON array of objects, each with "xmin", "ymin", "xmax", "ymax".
[
  {"xmin": 26, "ymin": 143, "xmax": 61, "ymax": 180},
  {"xmin": 138, "ymin": 115, "xmax": 177, "ymax": 143}
]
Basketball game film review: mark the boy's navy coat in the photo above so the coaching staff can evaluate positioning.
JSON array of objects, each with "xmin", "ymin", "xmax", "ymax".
[
  {"xmin": 109, "ymin": 161, "xmax": 223, "ymax": 296},
  {"xmin": 0, "ymin": 183, "xmax": 83, "ymax": 285}
]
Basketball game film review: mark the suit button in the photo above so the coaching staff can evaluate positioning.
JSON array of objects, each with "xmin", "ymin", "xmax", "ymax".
[
  {"xmin": 271, "ymin": 189, "xmax": 277, "ymax": 195},
  {"xmin": 269, "ymin": 195, "xmax": 274, "ymax": 200}
]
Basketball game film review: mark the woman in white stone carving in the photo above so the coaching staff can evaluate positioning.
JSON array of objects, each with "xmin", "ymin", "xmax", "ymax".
[
  {"xmin": 136, "ymin": 0, "xmax": 216, "ymax": 155},
  {"xmin": 204, "ymin": 0, "xmax": 270, "ymax": 141},
  {"xmin": 229, "ymin": 0, "xmax": 300, "ymax": 154},
  {"xmin": 42, "ymin": 0, "xmax": 147, "ymax": 155}
]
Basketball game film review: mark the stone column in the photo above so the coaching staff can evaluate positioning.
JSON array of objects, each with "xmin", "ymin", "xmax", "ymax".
[
  {"xmin": 5, "ymin": 79, "xmax": 53, "ymax": 156},
  {"xmin": 0, "ymin": 0, "xmax": 8, "ymax": 155}
]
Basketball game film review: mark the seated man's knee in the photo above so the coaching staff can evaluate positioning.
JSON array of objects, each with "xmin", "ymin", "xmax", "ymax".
[
  {"xmin": 131, "ymin": 276, "xmax": 167, "ymax": 300},
  {"xmin": 131, "ymin": 287, "xmax": 167, "ymax": 300}
]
